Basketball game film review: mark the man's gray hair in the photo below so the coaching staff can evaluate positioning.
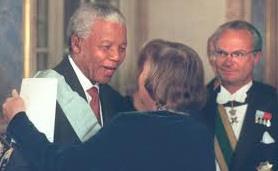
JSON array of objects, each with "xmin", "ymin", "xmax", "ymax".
[
  {"xmin": 67, "ymin": 2, "xmax": 126, "ymax": 43},
  {"xmin": 207, "ymin": 20, "xmax": 262, "ymax": 57}
]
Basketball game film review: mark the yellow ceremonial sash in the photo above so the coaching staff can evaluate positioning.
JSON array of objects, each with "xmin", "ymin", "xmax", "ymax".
[{"xmin": 215, "ymin": 105, "xmax": 238, "ymax": 171}]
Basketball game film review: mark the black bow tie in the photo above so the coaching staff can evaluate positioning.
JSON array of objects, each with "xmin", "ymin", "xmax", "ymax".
[{"xmin": 222, "ymin": 101, "xmax": 247, "ymax": 107}]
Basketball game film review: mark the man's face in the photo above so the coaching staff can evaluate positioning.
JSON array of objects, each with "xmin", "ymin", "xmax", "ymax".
[
  {"xmin": 72, "ymin": 19, "xmax": 127, "ymax": 83},
  {"xmin": 211, "ymin": 29, "xmax": 260, "ymax": 91}
]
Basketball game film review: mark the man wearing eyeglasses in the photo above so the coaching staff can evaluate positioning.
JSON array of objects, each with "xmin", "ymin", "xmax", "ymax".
[{"xmin": 202, "ymin": 20, "xmax": 278, "ymax": 171}]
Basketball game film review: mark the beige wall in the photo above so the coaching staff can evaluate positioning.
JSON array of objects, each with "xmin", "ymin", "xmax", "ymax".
[
  {"xmin": 145, "ymin": 0, "xmax": 226, "ymax": 83},
  {"xmin": 111, "ymin": 0, "xmax": 227, "ymax": 95}
]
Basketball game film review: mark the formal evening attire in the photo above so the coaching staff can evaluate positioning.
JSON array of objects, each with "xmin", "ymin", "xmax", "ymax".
[
  {"xmin": 3, "ymin": 56, "xmax": 133, "ymax": 171},
  {"xmin": 202, "ymin": 80, "xmax": 278, "ymax": 171},
  {"xmin": 7, "ymin": 109, "xmax": 215, "ymax": 171},
  {"xmin": 52, "ymin": 56, "xmax": 134, "ymax": 144}
]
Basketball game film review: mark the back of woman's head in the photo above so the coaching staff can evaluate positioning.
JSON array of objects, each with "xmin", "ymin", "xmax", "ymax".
[{"xmin": 139, "ymin": 39, "xmax": 206, "ymax": 111}]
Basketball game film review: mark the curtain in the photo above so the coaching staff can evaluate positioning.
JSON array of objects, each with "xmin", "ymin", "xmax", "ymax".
[{"xmin": 265, "ymin": 0, "xmax": 278, "ymax": 90}]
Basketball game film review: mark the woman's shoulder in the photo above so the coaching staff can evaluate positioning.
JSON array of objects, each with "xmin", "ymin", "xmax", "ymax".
[{"xmin": 113, "ymin": 110, "xmax": 209, "ymax": 131}]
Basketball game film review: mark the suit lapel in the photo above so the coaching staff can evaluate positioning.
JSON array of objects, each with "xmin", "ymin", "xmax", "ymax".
[
  {"xmin": 230, "ymin": 83, "xmax": 264, "ymax": 170},
  {"xmin": 99, "ymin": 84, "xmax": 114, "ymax": 124},
  {"xmin": 54, "ymin": 57, "xmax": 130, "ymax": 127},
  {"xmin": 52, "ymin": 57, "xmax": 86, "ymax": 144},
  {"xmin": 54, "ymin": 57, "xmax": 86, "ymax": 100}
]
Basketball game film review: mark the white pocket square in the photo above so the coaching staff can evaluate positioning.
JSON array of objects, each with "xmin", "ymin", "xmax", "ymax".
[{"xmin": 260, "ymin": 131, "xmax": 275, "ymax": 144}]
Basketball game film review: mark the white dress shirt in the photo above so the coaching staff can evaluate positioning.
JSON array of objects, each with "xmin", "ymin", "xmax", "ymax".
[
  {"xmin": 216, "ymin": 81, "xmax": 252, "ymax": 139},
  {"xmin": 215, "ymin": 81, "xmax": 252, "ymax": 171},
  {"xmin": 68, "ymin": 55, "xmax": 103, "ymax": 126}
]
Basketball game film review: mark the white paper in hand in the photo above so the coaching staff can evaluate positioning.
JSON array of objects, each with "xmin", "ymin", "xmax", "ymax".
[{"xmin": 20, "ymin": 78, "xmax": 57, "ymax": 142}]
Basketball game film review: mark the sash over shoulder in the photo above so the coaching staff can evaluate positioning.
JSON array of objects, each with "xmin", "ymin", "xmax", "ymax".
[
  {"xmin": 214, "ymin": 105, "xmax": 238, "ymax": 171},
  {"xmin": 34, "ymin": 69, "xmax": 101, "ymax": 142}
]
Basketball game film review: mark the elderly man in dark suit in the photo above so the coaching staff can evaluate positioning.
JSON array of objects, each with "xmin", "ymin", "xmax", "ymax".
[
  {"xmin": 1, "ymin": 2, "xmax": 133, "ymax": 171},
  {"xmin": 203, "ymin": 20, "xmax": 278, "ymax": 171},
  {"xmin": 51, "ymin": 2, "xmax": 133, "ymax": 144}
]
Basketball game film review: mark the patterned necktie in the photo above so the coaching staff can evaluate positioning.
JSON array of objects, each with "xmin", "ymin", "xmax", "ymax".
[{"xmin": 87, "ymin": 87, "xmax": 100, "ymax": 123}]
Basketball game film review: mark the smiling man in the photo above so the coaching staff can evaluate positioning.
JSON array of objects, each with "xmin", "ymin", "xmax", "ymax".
[
  {"xmin": 2, "ymin": 2, "xmax": 134, "ymax": 171},
  {"xmin": 51, "ymin": 2, "xmax": 133, "ymax": 143},
  {"xmin": 43, "ymin": 2, "xmax": 134, "ymax": 146},
  {"xmin": 203, "ymin": 20, "xmax": 278, "ymax": 171}
]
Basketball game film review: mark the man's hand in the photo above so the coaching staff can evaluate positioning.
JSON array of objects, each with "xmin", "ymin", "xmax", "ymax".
[{"xmin": 2, "ymin": 89, "xmax": 26, "ymax": 122}]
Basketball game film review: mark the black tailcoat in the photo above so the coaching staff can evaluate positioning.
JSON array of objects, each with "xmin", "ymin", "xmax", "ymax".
[{"xmin": 202, "ymin": 81, "xmax": 278, "ymax": 171}]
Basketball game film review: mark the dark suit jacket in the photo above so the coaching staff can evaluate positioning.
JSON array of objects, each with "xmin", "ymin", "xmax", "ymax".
[
  {"xmin": 53, "ymin": 56, "xmax": 134, "ymax": 144},
  {"xmin": 8, "ymin": 110, "xmax": 215, "ymax": 171},
  {"xmin": 202, "ymin": 80, "xmax": 278, "ymax": 171},
  {"xmin": 4, "ymin": 56, "xmax": 133, "ymax": 171}
]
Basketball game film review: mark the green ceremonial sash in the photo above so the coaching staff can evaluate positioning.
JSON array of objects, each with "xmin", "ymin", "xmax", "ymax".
[
  {"xmin": 34, "ymin": 69, "xmax": 101, "ymax": 142},
  {"xmin": 215, "ymin": 105, "xmax": 238, "ymax": 171}
]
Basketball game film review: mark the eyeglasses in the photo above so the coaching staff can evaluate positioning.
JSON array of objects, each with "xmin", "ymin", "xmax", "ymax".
[{"xmin": 213, "ymin": 49, "xmax": 259, "ymax": 59}]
